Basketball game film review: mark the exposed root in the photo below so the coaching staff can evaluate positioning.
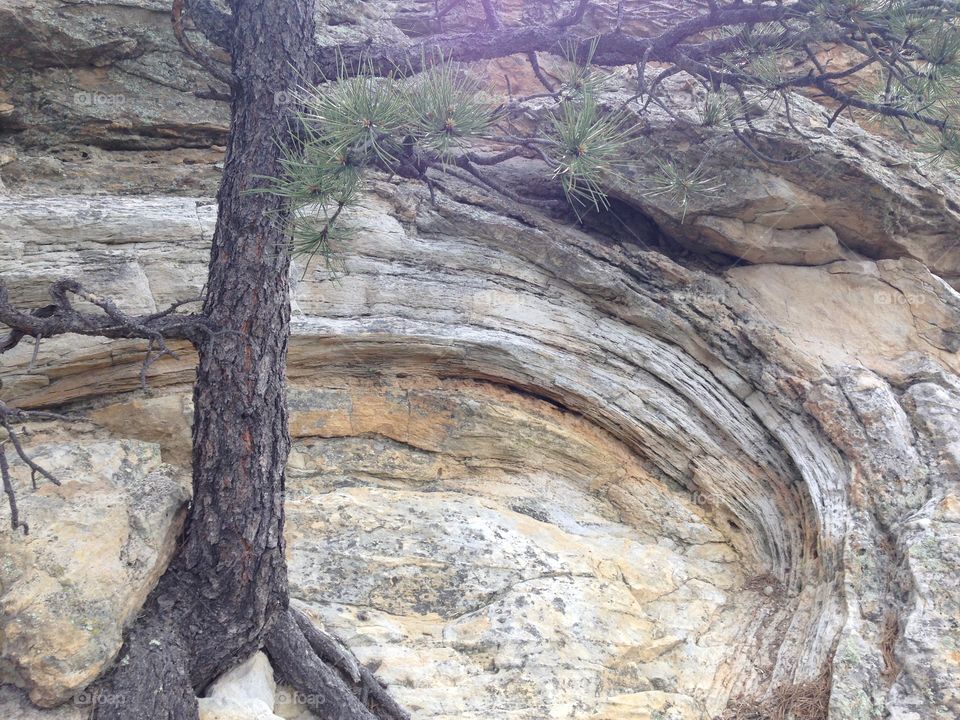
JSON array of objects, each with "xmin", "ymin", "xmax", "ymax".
[
  {"xmin": 91, "ymin": 621, "xmax": 198, "ymax": 720},
  {"xmin": 293, "ymin": 608, "xmax": 362, "ymax": 684},
  {"xmin": 292, "ymin": 609, "xmax": 411, "ymax": 720},
  {"xmin": 720, "ymin": 668, "xmax": 831, "ymax": 720},
  {"xmin": 265, "ymin": 608, "xmax": 410, "ymax": 720},
  {"xmin": 82, "ymin": 605, "xmax": 409, "ymax": 720}
]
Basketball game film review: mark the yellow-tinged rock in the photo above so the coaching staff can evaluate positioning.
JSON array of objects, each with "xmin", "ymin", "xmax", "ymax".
[{"xmin": 0, "ymin": 440, "xmax": 190, "ymax": 707}]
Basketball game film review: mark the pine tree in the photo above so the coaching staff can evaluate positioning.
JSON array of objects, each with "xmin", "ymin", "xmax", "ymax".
[
  {"xmin": 268, "ymin": 1, "xmax": 960, "ymax": 273},
  {"xmin": 1, "ymin": 2, "xmax": 958, "ymax": 719}
]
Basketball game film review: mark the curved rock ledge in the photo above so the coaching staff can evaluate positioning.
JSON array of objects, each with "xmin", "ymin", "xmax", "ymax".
[{"xmin": 2, "ymin": 185, "xmax": 958, "ymax": 719}]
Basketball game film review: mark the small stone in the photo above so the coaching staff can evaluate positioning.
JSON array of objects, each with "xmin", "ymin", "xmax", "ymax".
[{"xmin": 198, "ymin": 653, "xmax": 282, "ymax": 720}]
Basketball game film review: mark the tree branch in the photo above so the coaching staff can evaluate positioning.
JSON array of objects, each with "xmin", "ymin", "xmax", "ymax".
[
  {"xmin": 0, "ymin": 444, "xmax": 27, "ymax": 535},
  {"xmin": 184, "ymin": 0, "xmax": 232, "ymax": 50},
  {"xmin": 479, "ymin": 0, "xmax": 502, "ymax": 29},
  {"xmin": 0, "ymin": 280, "xmax": 205, "ymax": 352},
  {"xmin": 0, "ymin": 402, "xmax": 77, "ymax": 535},
  {"xmin": 305, "ymin": 1, "xmax": 957, "ymax": 137},
  {"xmin": 554, "ymin": 0, "xmax": 592, "ymax": 28},
  {"xmin": 526, "ymin": 51, "xmax": 557, "ymax": 93},
  {"xmin": 0, "ymin": 406, "xmax": 63, "ymax": 490},
  {"xmin": 172, "ymin": 0, "xmax": 234, "ymax": 88},
  {"xmin": 311, "ymin": 4, "xmax": 798, "ymax": 80}
]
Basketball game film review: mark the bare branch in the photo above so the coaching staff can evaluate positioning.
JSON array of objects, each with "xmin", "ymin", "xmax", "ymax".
[
  {"xmin": 526, "ymin": 51, "xmax": 557, "ymax": 93},
  {"xmin": 554, "ymin": 0, "xmax": 591, "ymax": 28},
  {"xmin": 311, "ymin": 4, "xmax": 796, "ymax": 81},
  {"xmin": 0, "ymin": 444, "xmax": 28, "ymax": 535},
  {"xmin": 0, "ymin": 405, "xmax": 64, "ymax": 490},
  {"xmin": 464, "ymin": 145, "xmax": 527, "ymax": 165},
  {"xmin": 172, "ymin": 0, "xmax": 234, "ymax": 88},
  {"xmin": 479, "ymin": 0, "xmax": 502, "ymax": 29},
  {"xmin": 810, "ymin": 75, "xmax": 948, "ymax": 131},
  {"xmin": 184, "ymin": 0, "xmax": 232, "ymax": 50},
  {"xmin": 780, "ymin": 90, "xmax": 817, "ymax": 140},
  {"xmin": 436, "ymin": 0, "xmax": 467, "ymax": 21},
  {"xmin": 1, "ymin": 303, "xmax": 57, "ymax": 354},
  {"xmin": 0, "ymin": 279, "xmax": 206, "ymax": 353},
  {"xmin": 731, "ymin": 124, "xmax": 808, "ymax": 165},
  {"xmin": 139, "ymin": 338, "xmax": 181, "ymax": 391},
  {"xmin": 310, "ymin": 2, "xmax": 958, "ymax": 139}
]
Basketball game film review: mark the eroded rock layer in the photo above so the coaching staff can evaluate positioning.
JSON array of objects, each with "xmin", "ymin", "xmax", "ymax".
[
  {"xmin": 2, "ymin": 2, "xmax": 960, "ymax": 720},
  {"xmin": 2, "ymin": 184, "xmax": 959, "ymax": 719}
]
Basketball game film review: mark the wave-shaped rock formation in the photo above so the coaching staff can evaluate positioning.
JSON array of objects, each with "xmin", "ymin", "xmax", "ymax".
[{"xmin": 2, "ymin": 2, "xmax": 959, "ymax": 719}]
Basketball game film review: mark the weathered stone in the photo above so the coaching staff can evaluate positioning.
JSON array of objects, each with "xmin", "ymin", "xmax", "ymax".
[
  {"xmin": 727, "ymin": 260, "xmax": 960, "ymax": 378},
  {"xmin": 0, "ymin": 438, "xmax": 191, "ymax": 707},
  {"xmin": 692, "ymin": 215, "xmax": 847, "ymax": 266},
  {"xmin": 0, "ymin": 685, "xmax": 83, "ymax": 720},
  {"xmin": 198, "ymin": 653, "xmax": 284, "ymax": 720},
  {"xmin": 88, "ymin": 393, "xmax": 194, "ymax": 467},
  {"xmin": 2, "ymin": 2, "xmax": 960, "ymax": 719},
  {"xmin": 604, "ymin": 87, "xmax": 960, "ymax": 287},
  {"xmin": 1, "ymin": 181, "xmax": 959, "ymax": 717}
]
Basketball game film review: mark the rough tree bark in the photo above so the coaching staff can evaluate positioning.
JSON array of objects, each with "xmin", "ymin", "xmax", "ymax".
[{"xmin": 87, "ymin": 1, "xmax": 402, "ymax": 718}]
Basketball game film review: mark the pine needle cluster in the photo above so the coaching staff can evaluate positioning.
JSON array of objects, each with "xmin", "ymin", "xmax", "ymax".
[
  {"xmin": 270, "ymin": 50, "xmax": 639, "ymax": 267},
  {"xmin": 268, "ymin": 57, "xmax": 502, "ymax": 268},
  {"xmin": 267, "ymin": 0, "xmax": 960, "ymax": 271},
  {"xmin": 546, "ymin": 41, "xmax": 635, "ymax": 214}
]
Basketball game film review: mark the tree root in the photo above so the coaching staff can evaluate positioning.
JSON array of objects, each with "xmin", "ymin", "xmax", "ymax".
[
  {"xmin": 291, "ymin": 609, "xmax": 411, "ymax": 720},
  {"xmin": 91, "ymin": 621, "xmax": 198, "ymax": 720},
  {"xmin": 85, "ymin": 605, "xmax": 409, "ymax": 720},
  {"xmin": 265, "ymin": 608, "xmax": 410, "ymax": 720}
]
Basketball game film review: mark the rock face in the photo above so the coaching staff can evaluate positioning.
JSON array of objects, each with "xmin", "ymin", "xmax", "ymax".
[
  {"xmin": 0, "ymin": 437, "xmax": 191, "ymax": 707},
  {"xmin": 2, "ymin": 3, "xmax": 960, "ymax": 720},
  {"xmin": 4, "ymin": 187, "xmax": 959, "ymax": 719}
]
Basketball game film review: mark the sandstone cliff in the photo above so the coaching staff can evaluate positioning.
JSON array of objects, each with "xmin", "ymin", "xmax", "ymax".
[{"xmin": 1, "ymin": 3, "xmax": 959, "ymax": 720}]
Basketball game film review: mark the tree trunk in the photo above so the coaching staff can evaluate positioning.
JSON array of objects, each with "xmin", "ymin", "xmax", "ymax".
[
  {"xmin": 89, "ymin": 1, "xmax": 340, "ymax": 717},
  {"xmin": 169, "ymin": 0, "xmax": 316, "ymax": 684}
]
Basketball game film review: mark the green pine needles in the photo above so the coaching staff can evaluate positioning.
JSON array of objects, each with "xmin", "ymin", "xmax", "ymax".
[
  {"xmin": 548, "ymin": 92, "xmax": 633, "ymax": 214},
  {"xmin": 268, "ymin": 51, "xmax": 639, "ymax": 270},
  {"xmin": 406, "ymin": 62, "xmax": 498, "ymax": 161},
  {"xmin": 268, "ymin": 57, "xmax": 500, "ymax": 270},
  {"xmin": 547, "ymin": 40, "xmax": 634, "ymax": 215},
  {"xmin": 267, "ymin": 0, "xmax": 960, "ymax": 274}
]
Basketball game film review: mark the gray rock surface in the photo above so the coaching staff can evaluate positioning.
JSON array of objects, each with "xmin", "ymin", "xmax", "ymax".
[
  {"xmin": 2, "ymin": 2, "xmax": 960, "ymax": 720},
  {"xmin": 0, "ymin": 436, "xmax": 191, "ymax": 706},
  {"xmin": 2, "ymin": 184, "xmax": 958, "ymax": 719}
]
